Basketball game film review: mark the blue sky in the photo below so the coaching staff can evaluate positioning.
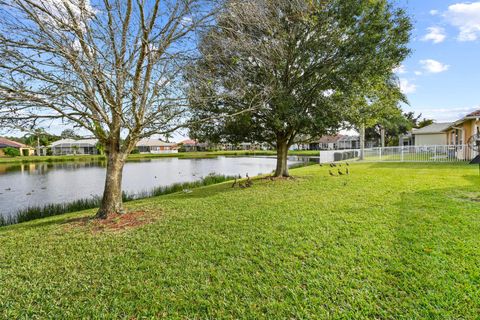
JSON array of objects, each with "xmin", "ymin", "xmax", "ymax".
[
  {"xmin": 5, "ymin": 1, "xmax": 480, "ymax": 140},
  {"xmin": 398, "ymin": 0, "xmax": 480, "ymax": 122}
]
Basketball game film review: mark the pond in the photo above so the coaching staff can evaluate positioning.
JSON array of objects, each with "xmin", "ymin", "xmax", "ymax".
[{"xmin": 0, "ymin": 156, "xmax": 309, "ymax": 219}]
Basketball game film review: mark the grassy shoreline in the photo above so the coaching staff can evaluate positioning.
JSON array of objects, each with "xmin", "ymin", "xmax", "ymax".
[
  {"xmin": 0, "ymin": 150, "xmax": 319, "ymax": 164},
  {"xmin": 2, "ymin": 162, "xmax": 478, "ymax": 318}
]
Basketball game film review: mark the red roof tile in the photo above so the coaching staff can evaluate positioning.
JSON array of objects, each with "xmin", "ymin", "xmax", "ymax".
[{"xmin": 0, "ymin": 137, "xmax": 30, "ymax": 149}]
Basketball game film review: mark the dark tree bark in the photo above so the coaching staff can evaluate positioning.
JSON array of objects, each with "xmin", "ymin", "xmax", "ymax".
[{"xmin": 274, "ymin": 137, "xmax": 290, "ymax": 177}]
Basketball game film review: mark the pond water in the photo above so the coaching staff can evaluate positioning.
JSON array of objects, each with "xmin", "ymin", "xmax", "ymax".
[{"xmin": 0, "ymin": 156, "xmax": 309, "ymax": 219}]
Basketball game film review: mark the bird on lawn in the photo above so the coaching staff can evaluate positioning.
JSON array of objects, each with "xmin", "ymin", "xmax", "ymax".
[
  {"xmin": 329, "ymin": 170, "xmax": 336, "ymax": 176},
  {"xmin": 246, "ymin": 173, "xmax": 253, "ymax": 187},
  {"xmin": 338, "ymin": 169, "xmax": 344, "ymax": 176},
  {"xmin": 346, "ymin": 162, "xmax": 350, "ymax": 166},
  {"xmin": 346, "ymin": 168, "xmax": 350, "ymax": 175},
  {"xmin": 231, "ymin": 178, "xmax": 237, "ymax": 188},
  {"xmin": 329, "ymin": 163, "xmax": 334, "ymax": 167}
]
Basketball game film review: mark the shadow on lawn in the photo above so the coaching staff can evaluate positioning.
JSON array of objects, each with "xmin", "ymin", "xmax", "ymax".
[
  {"xmin": 366, "ymin": 161, "xmax": 471, "ymax": 170},
  {"xmin": 382, "ymin": 178, "xmax": 480, "ymax": 317}
]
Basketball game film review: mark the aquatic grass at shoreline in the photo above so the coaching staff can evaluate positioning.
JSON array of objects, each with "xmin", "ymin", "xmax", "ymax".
[
  {"xmin": 0, "ymin": 174, "xmax": 239, "ymax": 227},
  {"xmin": 0, "ymin": 161, "xmax": 317, "ymax": 227}
]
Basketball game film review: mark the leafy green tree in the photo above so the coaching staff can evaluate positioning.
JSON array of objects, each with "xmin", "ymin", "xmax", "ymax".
[
  {"xmin": 344, "ymin": 74, "xmax": 407, "ymax": 154},
  {"xmin": 60, "ymin": 129, "xmax": 80, "ymax": 140},
  {"xmin": 417, "ymin": 117, "xmax": 435, "ymax": 129},
  {"xmin": 188, "ymin": 0, "xmax": 412, "ymax": 176}
]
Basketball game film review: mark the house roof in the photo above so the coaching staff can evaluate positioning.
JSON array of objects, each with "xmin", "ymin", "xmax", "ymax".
[
  {"xmin": 338, "ymin": 135, "xmax": 359, "ymax": 142},
  {"xmin": 466, "ymin": 109, "xmax": 480, "ymax": 117},
  {"xmin": 180, "ymin": 139, "xmax": 197, "ymax": 145},
  {"xmin": 0, "ymin": 137, "xmax": 31, "ymax": 149},
  {"xmin": 412, "ymin": 123, "xmax": 453, "ymax": 135},
  {"xmin": 50, "ymin": 139, "xmax": 98, "ymax": 147},
  {"xmin": 318, "ymin": 135, "xmax": 344, "ymax": 144},
  {"xmin": 136, "ymin": 139, "xmax": 176, "ymax": 147}
]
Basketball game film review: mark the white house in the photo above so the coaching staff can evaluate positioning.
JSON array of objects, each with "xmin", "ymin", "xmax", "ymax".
[
  {"xmin": 50, "ymin": 139, "xmax": 99, "ymax": 155},
  {"xmin": 136, "ymin": 139, "xmax": 178, "ymax": 154}
]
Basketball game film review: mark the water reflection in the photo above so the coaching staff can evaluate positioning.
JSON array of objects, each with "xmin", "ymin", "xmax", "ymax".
[{"xmin": 0, "ymin": 156, "xmax": 305, "ymax": 218}]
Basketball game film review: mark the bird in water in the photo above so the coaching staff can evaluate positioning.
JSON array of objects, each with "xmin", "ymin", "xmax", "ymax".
[
  {"xmin": 26, "ymin": 192, "xmax": 31, "ymax": 196},
  {"xmin": 41, "ymin": 187, "xmax": 47, "ymax": 190},
  {"xmin": 5, "ymin": 188, "xmax": 11, "ymax": 191}
]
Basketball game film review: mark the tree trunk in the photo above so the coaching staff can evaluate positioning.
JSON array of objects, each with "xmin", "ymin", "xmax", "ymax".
[
  {"xmin": 274, "ymin": 139, "xmax": 289, "ymax": 177},
  {"xmin": 360, "ymin": 123, "xmax": 365, "ymax": 160},
  {"xmin": 96, "ymin": 151, "xmax": 126, "ymax": 218},
  {"xmin": 380, "ymin": 126, "xmax": 385, "ymax": 148}
]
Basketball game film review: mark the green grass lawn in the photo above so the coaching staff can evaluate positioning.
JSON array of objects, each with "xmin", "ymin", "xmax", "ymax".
[
  {"xmin": 1, "ymin": 162, "xmax": 479, "ymax": 318},
  {"xmin": 0, "ymin": 150, "xmax": 319, "ymax": 164}
]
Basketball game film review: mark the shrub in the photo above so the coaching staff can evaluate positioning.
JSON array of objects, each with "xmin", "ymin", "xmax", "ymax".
[{"xmin": 3, "ymin": 147, "xmax": 20, "ymax": 157}]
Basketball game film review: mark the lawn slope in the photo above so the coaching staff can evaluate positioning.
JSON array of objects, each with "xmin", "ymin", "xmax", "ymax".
[{"xmin": 1, "ymin": 163, "xmax": 479, "ymax": 318}]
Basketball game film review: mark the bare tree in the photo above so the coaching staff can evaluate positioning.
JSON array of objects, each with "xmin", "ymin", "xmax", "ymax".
[{"xmin": 0, "ymin": 0, "xmax": 218, "ymax": 218}]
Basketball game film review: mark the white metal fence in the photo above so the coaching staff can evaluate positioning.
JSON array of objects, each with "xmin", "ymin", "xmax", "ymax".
[
  {"xmin": 319, "ymin": 149, "xmax": 360, "ymax": 163},
  {"xmin": 319, "ymin": 145, "xmax": 476, "ymax": 163}
]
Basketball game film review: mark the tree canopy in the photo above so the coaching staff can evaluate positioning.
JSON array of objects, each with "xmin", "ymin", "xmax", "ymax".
[{"xmin": 188, "ymin": 0, "xmax": 412, "ymax": 176}]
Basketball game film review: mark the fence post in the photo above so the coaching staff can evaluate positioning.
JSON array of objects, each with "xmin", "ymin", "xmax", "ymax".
[
  {"xmin": 379, "ymin": 148, "xmax": 382, "ymax": 161},
  {"xmin": 401, "ymin": 147, "xmax": 404, "ymax": 162}
]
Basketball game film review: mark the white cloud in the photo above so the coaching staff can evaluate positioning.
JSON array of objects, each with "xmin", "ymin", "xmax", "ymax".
[
  {"xmin": 422, "ymin": 27, "xmax": 446, "ymax": 43},
  {"xmin": 399, "ymin": 78, "xmax": 416, "ymax": 94},
  {"xmin": 393, "ymin": 64, "xmax": 407, "ymax": 74},
  {"xmin": 417, "ymin": 106, "xmax": 480, "ymax": 122},
  {"xmin": 414, "ymin": 71, "xmax": 423, "ymax": 76},
  {"xmin": 420, "ymin": 59, "xmax": 450, "ymax": 73},
  {"xmin": 430, "ymin": 9, "xmax": 439, "ymax": 16},
  {"xmin": 446, "ymin": 2, "xmax": 480, "ymax": 41}
]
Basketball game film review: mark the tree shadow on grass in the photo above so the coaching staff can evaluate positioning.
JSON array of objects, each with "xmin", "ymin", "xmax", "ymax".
[
  {"xmin": 381, "ymin": 177, "xmax": 480, "ymax": 317},
  {"xmin": 366, "ymin": 161, "xmax": 471, "ymax": 170}
]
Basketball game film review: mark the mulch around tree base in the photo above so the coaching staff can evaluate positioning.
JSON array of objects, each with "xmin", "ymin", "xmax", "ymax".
[{"xmin": 65, "ymin": 210, "xmax": 155, "ymax": 233}]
